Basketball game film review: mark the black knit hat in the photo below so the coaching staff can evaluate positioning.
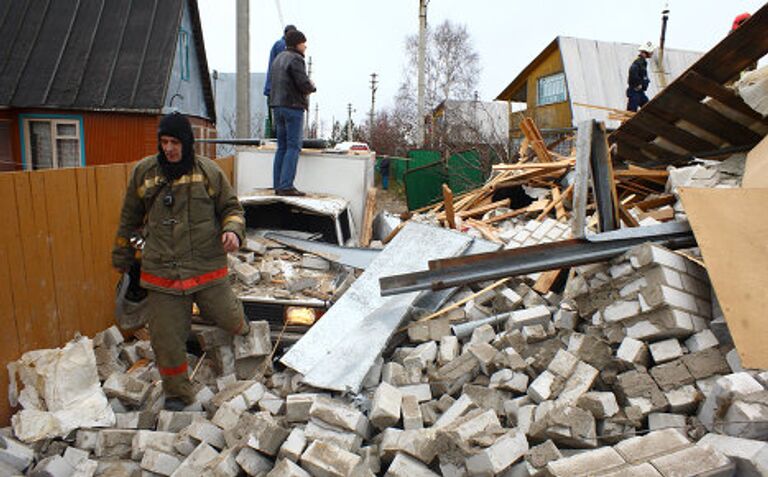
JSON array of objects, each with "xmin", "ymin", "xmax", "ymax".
[
  {"xmin": 286, "ymin": 30, "xmax": 307, "ymax": 48},
  {"xmin": 158, "ymin": 112, "xmax": 194, "ymax": 145},
  {"xmin": 284, "ymin": 24, "xmax": 297, "ymax": 35},
  {"xmin": 157, "ymin": 112, "xmax": 195, "ymax": 180}
]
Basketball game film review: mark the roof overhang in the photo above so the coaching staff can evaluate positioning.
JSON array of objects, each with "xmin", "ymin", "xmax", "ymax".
[{"xmin": 495, "ymin": 38, "xmax": 560, "ymax": 102}]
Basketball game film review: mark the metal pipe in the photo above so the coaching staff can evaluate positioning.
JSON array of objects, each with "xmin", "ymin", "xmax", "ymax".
[{"xmin": 451, "ymin": 312, "xmax": 511, "ymax": 339}]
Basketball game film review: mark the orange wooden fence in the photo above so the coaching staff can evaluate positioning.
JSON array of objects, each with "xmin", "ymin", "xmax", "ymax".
[{"xmin": 0, "ymin": 156, "xmax": 234, "ymax": 424}]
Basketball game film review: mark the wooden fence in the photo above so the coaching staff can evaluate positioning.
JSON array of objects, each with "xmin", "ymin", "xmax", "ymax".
[{"xmin": 0, "ymin": 156, "xmax": 234, "ymax": 424}]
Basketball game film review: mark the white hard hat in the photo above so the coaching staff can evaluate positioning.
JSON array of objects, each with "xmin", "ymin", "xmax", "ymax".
[{"xmin": 638, "ymin": 41, "xmax": 656, "ymax": 53}]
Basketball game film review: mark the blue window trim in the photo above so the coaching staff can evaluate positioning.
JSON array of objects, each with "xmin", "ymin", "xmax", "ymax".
[
  {"xmin": 18, "ymin": 113, "xmax": 87, "ymax": 170},
  {"xmin": 537, "ymin": 72, "xmax": 568, "ymax": 106},
  {"xmin": 179, "ymin": 28, "xmax": 190, "ymax": 81}
]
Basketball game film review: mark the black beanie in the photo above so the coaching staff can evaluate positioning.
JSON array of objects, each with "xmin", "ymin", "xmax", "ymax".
[
  {"xmin": 285, "ymin": 30, "xmax": 307, "ymax": 48},
  {"xmin": 284, "ymin": 24, "xmax": 296, "ymax": 35},
  {"xmin": 157, "ymin": 112, "xmax": 195, "ymax": 180}
]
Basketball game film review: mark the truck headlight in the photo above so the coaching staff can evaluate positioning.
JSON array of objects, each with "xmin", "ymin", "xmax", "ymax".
[{"xmin": 285, "ymin": 307, "xmax": 317, "ymax": 326}]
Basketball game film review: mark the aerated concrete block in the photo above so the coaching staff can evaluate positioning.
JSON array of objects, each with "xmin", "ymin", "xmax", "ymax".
[
  {"xmin": 300, "ymin": 440, "xmax": 361, "ymax": 477},
  {"xmin": 650, "ymin": 443, "xmax": 735, "ymax": 477},
  {"xmin": 0, "ymin": 435, "xmax": 33, "ymax": 471},
  {"xmin": 465, "ymin": 429, "xmax": 528, "ymax": 476},
  {"xmin": 140, "ymin": 448, "xmax": 182, "ymax": 476},
  {"xmin": 371, "ymin": 382, "xmax": 402, "ymax": 430},
  {"xmin": 386, "ymin": 452, "xmax": 439, "ymax": 476},
  {"xmin": 401, "ymin": 395, "xmax": 423, "ymax": 430},
  {"xmin": 685, "ymin": 329, "xmax": 719, "ymax": 353},
  {"xmin": 577, "ymin": 392, "xmax": 619, "ymax": 419},
  {"xmin": 278, "ymin": 428, "xmax": 307, "ymax": 463},
  {"xmin": 236, "ymin": 447, "xmax": 273, "ymax": 476},
  {"xmin": 233, "ymin": 321, "xmax": 271, "ymax": 359},
  {"xmin": 131, "ymin": 430, "xmax": 177, "ymax": 461},
  {"xmin": 545, "ymin": 446, "xmax": 625, "ymax": 477},
  {"xmin": 698, "ymin": 433, "xmax": 768, "ymax": 477}
]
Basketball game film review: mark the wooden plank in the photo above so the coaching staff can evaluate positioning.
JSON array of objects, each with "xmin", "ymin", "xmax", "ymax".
[
  {"xmin": 552, "ymin": 186, "xmax": 566, "ymax": 220},
  {"xmin": 613, "ymin": 130, "xmax": 684, "ymax": 164},
  {"xmin": 628, "ymin": 110, "xmax": 718, "ymax": 153},
  {"xmin": 0, "ymin": 174, "xmax": 23, "ymax": 426},
  {"xmin": 536, "ymin": 184, "xmax": 574, "ymax": 221},
  {"xmin": 452, "ymin": 199, "xmax": 510, "ymax": 220},
  {"xmin": 44, "ymin": 169, "xmax": 87, "ymax": 342},
  {"xmin": 618, "ymin": 204, "xmax": 640, "ymax": 228},
  {"xmin": 678, "ymin": 70, "xmax": 766, "ymax": 121},
  {"xmin": 359, "ymin": 187, "xmax": 377, "ymax": 246},
  {"xmin": 533, "ymin": 269, "xmax": 562, "ymax": 295},
  {"xmin": 14, "ymin": 173, "xmax": 60, "ymax": 350},
  {"xmin": 520, "ymin": 117, "xmax": 553, "ymax": 162},
  {"xmin": 654, "ymin": 88, "xmax": 763, "ymax": 146},
  {"xmin": 678, "ymin": 188, "xmax": 768, "ymax": 368},
  {"xmin": 75, "ymin": 168, "xmax": 97, "ymax": 336},
  {"xmin": 483, "ymin": 206, "xmax": 531, "ymax": 225},
  {"xmin": 631, "ymin": 194, "xmax": 676, "ymax": 211},
  {"xmin": 492, "ymin": 159, "xmax": 575, "ymax": 171},
  {"xmin": 442, "ymin": 184, "xmax": 456, "ymax": 229},
  {"xmin": 93, "ymin": 165, "xmax": 130, "ymax": 334}
]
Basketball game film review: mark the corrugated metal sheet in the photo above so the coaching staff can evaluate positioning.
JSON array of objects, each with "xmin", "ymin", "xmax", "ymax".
[
  {"xmin": 560, "ymin": 37, "xmax": 703, "ymax": 129},
  {"xmin": 0, "ymin": 0, "xmax": 215, "ymax": 121}
]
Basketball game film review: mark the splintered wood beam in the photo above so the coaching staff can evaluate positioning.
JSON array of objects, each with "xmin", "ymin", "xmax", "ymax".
[
  {"xmin": 360, "ymin": 187, "xmax": 377, "ymax": 246},
  {"xmin": 631, "ymin": 194, "xmax": 676, "ymax": 211},
  {"xmin": 533, "ymin": 269, "xmax": 563, "ymax": 294},
  {"xmin": 552, "ymin": 186, "xmax": 567, "ymax": 220},
  {"xmin": 483, "ymin": 206, "xmax": 531, "ymax": 224},
  {"xmin": 520, "ymin": 117, "xmax": 554, "ymax": 162},
  {"xmin": 442, "ymin": 184, "xmax": 456, "ymax": 229},
  {"xmin": 618, "ymin": 203, "xmax": 640, "ymax": 228},
  {"xmin": 536, "ymin": 183, "xmax": 574, "ymax": 221}
]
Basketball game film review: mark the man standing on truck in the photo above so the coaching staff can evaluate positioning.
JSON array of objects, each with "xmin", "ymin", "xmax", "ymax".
[
  {"xmin": 263, "ymin": 24, "xmax": 297, "ymax": 138},
  {"xmin": 112, "ymin": 112, "xmax": 250, "ymax": 410},
  {"xmin": 270, "ymin": 29, "xmax": 316, "ymax": 196},
  {"xmin": 626, "ymin": 41, "xmax": 655, "ymax": 112}
]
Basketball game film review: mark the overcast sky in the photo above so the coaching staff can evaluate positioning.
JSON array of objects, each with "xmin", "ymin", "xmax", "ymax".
[{"xmin": 198, "ymin": 0, "xmax": 766, "ymax": 134}]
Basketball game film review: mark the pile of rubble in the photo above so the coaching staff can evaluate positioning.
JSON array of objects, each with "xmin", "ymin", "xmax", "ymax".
[
  {"xmin": 3, "ymin": 231, "xmax": 768, "ymax": 476},
  {"xmin": 3, "ymin": 128, "xmax": 767, "ymax": 477}
]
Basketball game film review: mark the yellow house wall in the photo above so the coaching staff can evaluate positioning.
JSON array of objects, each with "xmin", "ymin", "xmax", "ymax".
[{"xmin": 517, "ymin": 47, "xmax": 572, "ymax": 134}]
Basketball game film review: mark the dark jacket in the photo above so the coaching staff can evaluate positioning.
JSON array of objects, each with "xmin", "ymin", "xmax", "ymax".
[
  {"xmin": 269, "ymin": 48, "xmax": 316, "ymax": 110},
  {"xmin": 627, "ymin": 56, "xmax": 650, "ymax": 92},
  {"xmin": 263, "ymin": 37, "xmax": 286, "ymax": 97},
  {"xmin": 112, "ymin": 155, "xmax": 245, "ymax": 295}
]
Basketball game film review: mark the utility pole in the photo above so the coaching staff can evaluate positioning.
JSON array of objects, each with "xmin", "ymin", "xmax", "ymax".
[
  {"xmin": 314, "ymin": 103, "xmax": 319, "ymax": 138},
  {"xmin": 236, "ymin": 0, "xmax": 250, "ymax": 139},
  {"xmin": 369, "ymin": 73, "xmax": 378, "ymax": 144},
  {"xmin": 347, "ymin": 103, "xmax": 354, "ymax": 141},
  {"xmin": 417, "ymin": 0, "xmax": 429, "ymax": 147},
  {"xmin": 305, "ymin": 57, "xmax": 313, "ymax": 137}
]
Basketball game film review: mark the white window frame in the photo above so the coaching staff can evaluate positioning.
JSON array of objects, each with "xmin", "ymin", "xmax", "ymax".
[
  {"xmin": 22, "ymin": 117, "xmax": 83, "ymax": 170},
  {"xmin": 537, "ymin": 72, "xmax": 568, "ymax": 106}
]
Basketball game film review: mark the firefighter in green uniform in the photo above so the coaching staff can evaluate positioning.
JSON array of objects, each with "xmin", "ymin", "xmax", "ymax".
[{"xmin": 112, "ymin": 112, "xmax": 250, "ymax": 409}]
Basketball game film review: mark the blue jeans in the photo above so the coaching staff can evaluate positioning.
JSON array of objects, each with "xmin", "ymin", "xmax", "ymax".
[
  {"xmin": 273, "ymin": 107, "xmax": 304, "ymax": 190},
  {"xmin": 626, "ymin": 89, "xmax": 648, "ymax": 112}
]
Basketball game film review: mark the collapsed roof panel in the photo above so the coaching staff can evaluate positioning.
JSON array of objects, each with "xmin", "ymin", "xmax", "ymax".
[{"xmin": 611, "ymin": 3, "xmax": 768, "ymax": 167}]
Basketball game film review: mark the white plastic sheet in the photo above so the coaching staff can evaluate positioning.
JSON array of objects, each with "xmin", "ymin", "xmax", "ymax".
[{"xmin": 8, "ymin": 337, "xmax": 115, "ymax": 442}]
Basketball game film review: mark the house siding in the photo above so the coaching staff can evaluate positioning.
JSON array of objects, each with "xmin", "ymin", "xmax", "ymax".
[
  {"xmin": 522, "ymin": 46, "xmax": 572, "ymax": 132},
  {"xmin": 2, "ymin": 109, "xmax": 215, "ymax": 171}
]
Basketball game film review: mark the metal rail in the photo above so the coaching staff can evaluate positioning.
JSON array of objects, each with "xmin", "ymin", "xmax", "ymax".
[{"xmin": 379, "ymin": 222, "xmax": 695, "ymax": 296}]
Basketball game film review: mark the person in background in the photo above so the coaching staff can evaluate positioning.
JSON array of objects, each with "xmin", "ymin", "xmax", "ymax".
[
  {"xmin": 626, "ymin": 41, "xmax": 655, "ymax": 112},
  {"xmin": 264, "ymin": 25, "xmax": 297, "ymax": 138},
  {"xmin": 269, "ymin": 29, "xmax": 316, "ymax": 196}
]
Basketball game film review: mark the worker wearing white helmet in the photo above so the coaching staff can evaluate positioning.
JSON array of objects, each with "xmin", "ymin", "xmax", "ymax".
[{"xmin": 627, "ymin": 41, "xmax": 655, "ymax": 111}]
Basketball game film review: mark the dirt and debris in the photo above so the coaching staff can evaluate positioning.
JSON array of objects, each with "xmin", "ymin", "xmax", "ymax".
[{"xmin": 3, "ymin": 62, "xmax": 768, "ymax": 477}]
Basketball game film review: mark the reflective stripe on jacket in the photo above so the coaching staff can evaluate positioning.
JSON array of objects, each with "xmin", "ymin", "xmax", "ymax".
[{"xmin": 112, "ymin": 155, "xmax": 245, "ymax": 295}]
